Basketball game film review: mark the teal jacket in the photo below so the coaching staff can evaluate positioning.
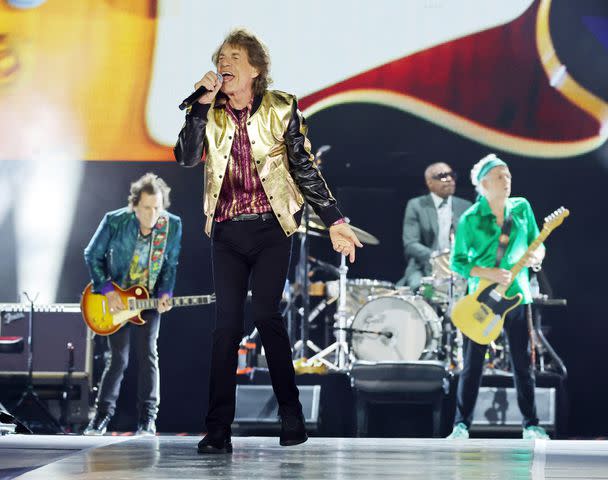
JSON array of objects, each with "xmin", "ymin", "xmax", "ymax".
[{"xmin": 84, "ymin": 207, "xmax": 182, "ymax": 296}]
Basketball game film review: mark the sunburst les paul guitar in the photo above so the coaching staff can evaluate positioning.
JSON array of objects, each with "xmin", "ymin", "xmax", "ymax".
[
  {"xmin": 80, "ymin": 282, "xmax": 216, "ymax": 335},
  {"xmin": 450, "ymin": 207, "xmax": 569, "ymax": 345}
]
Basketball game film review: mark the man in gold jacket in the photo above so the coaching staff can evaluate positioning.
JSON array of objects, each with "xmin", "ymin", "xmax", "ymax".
[{"xmin": 174, "ymin": 28, "xmax": 361, "ymax": 454}]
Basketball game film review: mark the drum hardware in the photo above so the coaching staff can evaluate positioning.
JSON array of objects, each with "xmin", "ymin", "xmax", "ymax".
[
  {"xmin": 302, "ymin": 254, "xmax": 352, "ymax": 370},
  {"xmin": 306, "ymin": 297, "xmax": 337, "ymax": 323},
  {"xmin": 291, "ymin": 297, "xmax": 338, "ymax": 358},
  {"xmin": 417, "ymin": 249, "xmax": 467, "ymax": 368},
  {"xmin": 289, "ymin": 201, "xmax": 381, "ymax": 360},
  {"xmin": 483, "ymin": 336, "xmax": 511, "ymax": 373},
  {"xmin": 530, "ymin": 294, "xmax": 567, "ymax": 376},
  {"xmin": 308, "ymin": 255, "xmax": 340, "ymax": 277},
  {"xmin": 296, "ymin": 204, "xmax": 313, "ymax": 358},
  {"xmin": 335, "ymin": 326, "xmax": 393, "ymax": 338},
  {"xmin": 288, "ymin": 204, "xmax": 381, "ymax": 367}
]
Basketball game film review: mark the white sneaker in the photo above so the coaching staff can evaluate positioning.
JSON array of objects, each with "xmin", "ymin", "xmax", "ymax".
[
  {"xmin": 447, "ymin": 423, "xmax": 469, "ymax": 439},
  {"xmin": 523, "ymin": 425, "xmax": 550, "ymax": 440}
]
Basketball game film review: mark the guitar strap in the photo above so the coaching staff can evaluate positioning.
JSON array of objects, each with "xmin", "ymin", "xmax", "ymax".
[
  {"xmin": 494, "ymin": 211, "xmax": 512, "ymax": 268},
  {"xmin": 148, "ymin": 213, "xmax": 170, "ymax": 291}
]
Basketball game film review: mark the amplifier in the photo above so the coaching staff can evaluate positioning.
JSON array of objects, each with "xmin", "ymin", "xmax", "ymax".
[
  {"xmin": 0, "ymin": 309, "xmax": 92, "ymax": 379},
  {"xmin": 233, "ymin": 385, "xmax": 321, "ymax": 432},
  {"xmin": 471, "ymin": 386, "xmax": 556, "ymax": 431}
]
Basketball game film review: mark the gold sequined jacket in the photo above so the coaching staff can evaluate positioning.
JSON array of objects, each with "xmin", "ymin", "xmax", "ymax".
[{"xmin": 174, "ymin": 90, "xmax": 342, "ymax": 237}]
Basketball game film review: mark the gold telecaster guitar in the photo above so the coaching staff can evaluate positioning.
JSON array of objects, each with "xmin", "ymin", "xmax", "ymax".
[
  {"xmin": 80, "ymin": 282, "xmax": 215, "ymax": 335},
  {"xmin": 450, "ymin": 207, "xmax": 569, "ymax": 345}
]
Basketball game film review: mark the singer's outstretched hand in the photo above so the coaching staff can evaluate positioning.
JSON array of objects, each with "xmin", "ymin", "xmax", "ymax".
[
  {"xmin": 329, "ymin": 223, "xmax": 363, "ymax": 263},
  {"xmin": 195, "ymin": 71, "xmax": 223, "ymax": 104}
]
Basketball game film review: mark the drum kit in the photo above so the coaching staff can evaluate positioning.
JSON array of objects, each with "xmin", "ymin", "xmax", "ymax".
[{"xmin": 286, "ymin": 207, "xmax": 467, "ymax": 372}]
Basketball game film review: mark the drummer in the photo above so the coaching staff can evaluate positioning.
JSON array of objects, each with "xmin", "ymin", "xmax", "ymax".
[{"xmin": 397, "ymin": 162, "xmax": 472, "ymax": 290}]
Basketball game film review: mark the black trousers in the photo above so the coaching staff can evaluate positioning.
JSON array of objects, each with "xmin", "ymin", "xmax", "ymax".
[
  {"xmin": 96, "ymin": 309, "xmax": 161, "ymax": 419},
  {"xmin": 454, "ymin": 305, "xmax": 539, "ymax": 428},
  {"xmin": 206, "ymin": 216, "xmax": 302, "ymax": 432}
]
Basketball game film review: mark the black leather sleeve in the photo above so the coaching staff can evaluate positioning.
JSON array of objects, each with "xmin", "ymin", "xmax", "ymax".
[
  {"xmin": 173, "ymin": 103, "xmax": 211, "ymax": 167},
  {"xmin": 284, "ymin": 100, "xmax": 343, "ymax": 226}
]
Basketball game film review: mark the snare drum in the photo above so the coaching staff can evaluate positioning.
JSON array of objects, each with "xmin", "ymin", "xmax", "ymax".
[
  {"xmin": 419, "ymin": 275, "xmax": 467, "ymax": 305},
  {"xmin": 350, "ymin": 295, "xmax": 442, "ymax": 361},
  {"xmin": 423, "ymin": 250, "xmax": 468, "ymax": 304},
  {"xmin": 326, "ymin": 278, "xmax": 395, "ymax": 318}
]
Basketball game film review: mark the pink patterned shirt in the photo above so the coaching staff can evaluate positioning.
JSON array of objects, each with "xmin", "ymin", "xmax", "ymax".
[{"xmin": 214, "ymin": 101, "xmax": 273, "ymax": 222}]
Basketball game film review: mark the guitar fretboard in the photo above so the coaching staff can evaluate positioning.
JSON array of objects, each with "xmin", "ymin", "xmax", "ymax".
[
  {"xmin": 134, "ymin": 295, "xmax": 215, "ymax": 310},
  {"xmin": 496, "ymin": 206, "xmax": 568, "ymax": 294}
]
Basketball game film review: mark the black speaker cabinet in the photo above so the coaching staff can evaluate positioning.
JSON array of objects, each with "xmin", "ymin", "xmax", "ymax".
[
  {"xmin": 471, "ymin": 386, "xmax": 556, "ymax": 432},
  {"xmin": 233, "ymin": 385, "xmax": 321, "ymax": 433},
  {"xmin": 0, "ymin": 310, "xmax": 92, "ymax": 380}
]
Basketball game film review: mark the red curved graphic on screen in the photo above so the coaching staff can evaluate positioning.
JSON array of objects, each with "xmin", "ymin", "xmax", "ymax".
[{"xmin": 300, "ymin": 0, "xmax": 607, "ymax": 157}]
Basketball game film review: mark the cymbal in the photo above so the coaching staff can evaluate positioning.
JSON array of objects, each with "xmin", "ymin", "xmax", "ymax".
[
  {"xmin": 349, "ymin": 225, "xmax": 379, "ymax": 246},
  {"xmin": 296, "ymin": 225, "xmax": 327, "ymax": 238},
  {"xmin": 299, "ymin": 211, "xmax": 380, "ymax": 245}
]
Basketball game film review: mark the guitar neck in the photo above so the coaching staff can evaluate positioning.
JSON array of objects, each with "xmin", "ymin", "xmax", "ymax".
[
  {"xmin": 134, "ymin": 295, "xmax": 213, "ymax": 310},
  {"xmin": 495, "ymin": 227, "xmax": 551, "ymax": 295}
]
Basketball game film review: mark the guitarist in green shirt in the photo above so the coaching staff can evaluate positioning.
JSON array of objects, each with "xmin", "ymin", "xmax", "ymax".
[{"xmin": 447, "ymin": 154, "xmax": 549, "ymax": 440}]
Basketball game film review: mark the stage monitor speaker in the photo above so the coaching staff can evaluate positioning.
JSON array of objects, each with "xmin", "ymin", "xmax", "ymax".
[
  {"xmin": 233, "ymin": 385, "xmax": 321, "ymax": 433},
  {"xmin": 0, "ymin": 376, "xmax": 90, "ymax": 432},
  {"xmin": 471, "ymin": 386, "xmax": 555, "ymax": 431}
]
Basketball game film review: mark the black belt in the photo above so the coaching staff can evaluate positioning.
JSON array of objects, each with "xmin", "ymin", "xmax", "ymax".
[{"xmin": 230, "ymin": 212, "xmax": 275, "ymax": 222}]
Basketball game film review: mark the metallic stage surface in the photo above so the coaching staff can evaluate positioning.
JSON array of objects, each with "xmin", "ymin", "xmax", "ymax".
[{"xmin": 1, "ymin": 435, "xmax": 608, "ymax": 479}]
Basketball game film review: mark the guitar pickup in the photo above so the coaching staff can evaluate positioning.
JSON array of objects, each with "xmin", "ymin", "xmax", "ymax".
[
  {"xmin": 489, "ymin": 290, "xmax": 502, "ymax": 302},
  {"xmin": 473, "ymin": 304, "xmax": 491, "ymax": 323}
]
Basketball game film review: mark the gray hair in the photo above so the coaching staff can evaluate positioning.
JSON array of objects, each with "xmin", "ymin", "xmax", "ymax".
[{"xmin": 128, "ymin": 173, "xmax": 171, "ymax": 209}]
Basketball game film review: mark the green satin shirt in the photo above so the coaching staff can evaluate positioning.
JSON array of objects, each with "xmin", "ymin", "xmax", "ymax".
[{"xmin": 450, "ymin": 196, "xmax": 540, "ymax": 304}]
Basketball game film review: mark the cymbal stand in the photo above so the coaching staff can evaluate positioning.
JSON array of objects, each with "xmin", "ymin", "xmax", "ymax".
[
  {"xmin": 290, "ymin": 205, "xmax": 334, "ymax": 360},
  {"xmin": 443, "ymin": 272, "xmax": 463, "ymax": 369},
  {"xmin": 303, "ymin": 254, "xmax": 350, "ymax": 371},
  {"xmin": 291, "ymin": 147, "xmax": 331, "ymax": 358},
  {"xmin": 298, "ymin": 205, "xmax": 311, "ymax": 359},
  {"xmin": 287, "ymin": 203, "xmax": 315, "ymax": 360},
  {"xmin": 445, "ymin": 230, "xmax": 463, "ymax": 370}
]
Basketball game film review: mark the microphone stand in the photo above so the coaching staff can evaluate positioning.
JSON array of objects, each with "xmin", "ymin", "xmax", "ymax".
[
  {"xmin": 13, "ymin": 292, "xmax": 65, "ymax": 433},
  {"xmin": 60, "ymin": 342, "xmax": 75, "ymax": 431}
]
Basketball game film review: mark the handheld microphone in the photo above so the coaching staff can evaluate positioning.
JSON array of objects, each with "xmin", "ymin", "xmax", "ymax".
[{"xmin": 179, "ymin": 73, "xmax": 223, "ymax": 110}]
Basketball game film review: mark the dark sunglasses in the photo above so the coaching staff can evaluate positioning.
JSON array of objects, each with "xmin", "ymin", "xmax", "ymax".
[{"xmin": 432, "ymin": 171, "xmax": 457, "ymax": 181}]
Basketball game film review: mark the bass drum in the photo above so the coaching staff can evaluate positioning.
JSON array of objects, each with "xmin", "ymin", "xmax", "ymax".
[{"xmin": 350, "ymin": 295, "xmax": 441, "ymax": 362}]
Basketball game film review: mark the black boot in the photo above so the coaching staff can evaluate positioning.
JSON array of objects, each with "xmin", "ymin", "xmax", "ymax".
[
  {"xmin": 197, "ymin": 428, "xmax": 232, "ymax": 454},
  {"xmin": 136, "ymin": 415, "xmax": 157, "ymax": 436},
  {"xmin": 280, "ymin": 413, "xmax": 308, "ymax": 446},
  {"xmin": 83, "ymin": 411, "xmax": 112, "ymax": 436}
]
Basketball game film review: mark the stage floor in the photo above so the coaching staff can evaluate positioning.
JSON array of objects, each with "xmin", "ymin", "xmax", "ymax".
[{"xmin": 1, "ymin": 435, "xmax": 608, "ymax": 479}]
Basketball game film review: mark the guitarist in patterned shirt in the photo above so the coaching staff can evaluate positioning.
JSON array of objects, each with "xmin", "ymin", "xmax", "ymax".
[
  {"xmin": 446, "ymin": 154, "xmax": 549, "ymax": 440},
  {"xmin": 83, "ymin": 173, "xmax": 182, "ymax": 436}
]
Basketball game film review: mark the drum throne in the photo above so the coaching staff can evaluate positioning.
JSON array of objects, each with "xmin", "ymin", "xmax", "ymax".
[{"xmin": 350, "ymin": 360, "xmax": 450, "ymax": 437}]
